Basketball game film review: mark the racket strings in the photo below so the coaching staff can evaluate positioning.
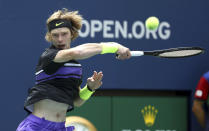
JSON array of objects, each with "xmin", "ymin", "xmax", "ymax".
[{"xmin": 158, "ymin": 50, "xmax": 203, "ymax": 57}]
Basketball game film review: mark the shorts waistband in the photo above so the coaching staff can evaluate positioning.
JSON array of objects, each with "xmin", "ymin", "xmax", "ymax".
[{"xmin": 27, "ymin": 114, "xmax": 66, "ymax": 129}]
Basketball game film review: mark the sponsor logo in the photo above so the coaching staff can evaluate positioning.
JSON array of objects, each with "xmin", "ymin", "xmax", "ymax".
[
  {"xmin": 56, "ymin": 22, "xmax": 64, "ymax": 26},
  {"xmin": 141, "ymin": 105, "xmax": 158, "ymax": 127},
  {"xmin": 121, "ymin": 105, "xmax": 177, "ymax": 131},
  {"xmin": 79, "ymin": 19, "xmax": 171, "ymax": 40}
]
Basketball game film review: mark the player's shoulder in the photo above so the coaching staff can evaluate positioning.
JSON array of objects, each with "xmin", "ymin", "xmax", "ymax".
[{"xmin": 41, "ymin": 45, "xmax": 59, "ymax": 58}]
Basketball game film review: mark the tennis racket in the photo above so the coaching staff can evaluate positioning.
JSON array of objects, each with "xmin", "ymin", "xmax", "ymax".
[{"xmin": 130, "ymin": 47, "xmax": 204, "ymax": 58}]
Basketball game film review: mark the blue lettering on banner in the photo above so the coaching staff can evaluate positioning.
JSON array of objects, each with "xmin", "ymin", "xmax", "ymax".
[{"xmin": 79, "ymin": 20, "xmax": 171, "ymax": 40}]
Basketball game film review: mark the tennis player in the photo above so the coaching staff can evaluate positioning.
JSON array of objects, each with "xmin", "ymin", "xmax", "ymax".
[
  {"xmin": 16, "ymin": 8, "xmax": 131, "ymax": 131},
  {"xmin": 193, "ymin": 71, "xmax": 209, "ymax": 130}
]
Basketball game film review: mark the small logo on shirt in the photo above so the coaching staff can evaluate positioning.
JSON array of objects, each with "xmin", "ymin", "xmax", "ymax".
[
  {"xmin": 196, "ymin": 90, "xmax": 203, "ymax": 97},
  {"xmin": 56, "ymin": 22, "xmax": 64, "ymax": 27}
]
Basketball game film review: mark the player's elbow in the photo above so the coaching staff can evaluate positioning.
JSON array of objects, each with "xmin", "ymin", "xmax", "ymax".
[
  {"xmin": 54, "ymin": 49, "xmax": 81, "ymax": 62},
  {"xmin": 192, "ymin": 105, "xmax": 197, "ymax": 113},
  {"xmin": 192, "ymin": 102, "xmax": 202, "ymax": 113}
]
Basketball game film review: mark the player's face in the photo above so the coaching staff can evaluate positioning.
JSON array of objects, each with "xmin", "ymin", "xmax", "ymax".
[{"xmin": 50, "ymin": 27, "xmax": 72, "ymax": 49}]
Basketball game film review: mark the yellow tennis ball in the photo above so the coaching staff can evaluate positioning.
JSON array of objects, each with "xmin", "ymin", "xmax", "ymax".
[{"xmin": 145, "ymin": 16, "xmax": 159, "ymax": 30}]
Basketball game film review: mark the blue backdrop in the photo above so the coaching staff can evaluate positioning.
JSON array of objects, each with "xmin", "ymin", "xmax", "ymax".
[{"xmin": 0, "ymin": 0, "xmax": 208, "ymax": 130}]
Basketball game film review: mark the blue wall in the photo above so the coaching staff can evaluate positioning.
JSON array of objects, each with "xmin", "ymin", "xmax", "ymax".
[{"xmin": 0, "ymin": 0, "xmax": 208, "ymax": 130}]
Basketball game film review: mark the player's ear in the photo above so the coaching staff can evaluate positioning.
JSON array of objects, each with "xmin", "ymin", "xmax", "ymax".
[{"xmin": 45, "ymin": 32, "xmax": 53, "ymax": 42}]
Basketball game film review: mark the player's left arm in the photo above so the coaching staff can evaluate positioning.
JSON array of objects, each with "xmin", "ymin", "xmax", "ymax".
[
  {"xmin": 192, "ymin": 76, "xmax": 209, "ymax": 128},
  {"xmin": 74, "ymin": 71, "xmax": 103, "ymax": 107}
]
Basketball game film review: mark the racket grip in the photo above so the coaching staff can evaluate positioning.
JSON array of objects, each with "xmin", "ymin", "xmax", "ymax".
[{"xmin": 130, "ymin": 51, "xmax": 144, "ymax": 56}]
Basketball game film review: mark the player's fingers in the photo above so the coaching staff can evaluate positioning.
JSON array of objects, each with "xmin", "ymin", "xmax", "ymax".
[
  {"xmin": 119, "ymin": 49, "xmax": 131, "ymax": 60},
  {"xmin": 94, "ymin": 71, "xmax": 103, "ymax": 81},
  {"xmin": 126, "ymin": 49, "xmax": 131, "ymax": 59},
  {"xmin": 98, "ymin": 81, "xmax": 103, "ymax": 87},
  {"xmin": 87, "ymin": 78, "xmax": 91, "ymax": 83},
  {"xmin": 87, "ymin": 77, "xmax": 94, "ymax": 82},
  {"xmin": 97, "ymin": 72, "xmax": 103, "ymax": 81},
  {"xmin": 116, "ymin": 54, "xmax": 120, "ymax": 59},
  {"xmin": 97, "ymin": 71, "xmax": 103, "ymax": 75},
  {"xmin": 93, "ymin": 71, "xmax": 99, "ymax": 80},
  {"xmin": 116, "ymin": 55, "xmax": 122, "ymax": 60},
  {"xmin": 117, "ymin": 54, "xmax": 126, "ymax": 60},
  {"xmin": 92, "ymin": 71, "xmax": 98, "ymax": 79},
  {"xmin": 96, "ymin": 81, "xmax": 103, "ymax": 90},
  {"xmin": 94, "ymin": 71, "xmax": 97, "ymax": 75}
]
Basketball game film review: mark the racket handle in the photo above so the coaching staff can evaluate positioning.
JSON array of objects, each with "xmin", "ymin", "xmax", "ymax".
[{"xmin": 130, "ymin": 51, "xmax": 144, "ymax": 56}]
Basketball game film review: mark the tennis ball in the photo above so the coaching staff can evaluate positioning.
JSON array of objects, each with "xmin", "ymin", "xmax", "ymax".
[{"xmin": 145, "ymin": 16, "xmax": 159, "ymax": 30}]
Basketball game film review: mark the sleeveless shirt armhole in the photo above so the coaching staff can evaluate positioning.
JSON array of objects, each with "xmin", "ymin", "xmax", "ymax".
[{"xmin": 41, "ymin": 49, "xmax": 63, "ymax": 74}]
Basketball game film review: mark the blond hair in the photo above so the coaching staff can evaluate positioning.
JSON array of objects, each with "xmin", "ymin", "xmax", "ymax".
[{"xmin": 45, "ymin": 8, "xmax": 83, "ymax": 42}]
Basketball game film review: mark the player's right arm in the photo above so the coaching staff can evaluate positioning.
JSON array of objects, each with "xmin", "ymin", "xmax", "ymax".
[{"xmin": 53, "ymin": 42, "xmax": 131, "ymax": 63}]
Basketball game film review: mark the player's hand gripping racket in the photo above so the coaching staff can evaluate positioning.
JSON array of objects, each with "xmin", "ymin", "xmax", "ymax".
[{"xmin": 129, "ymin": 47, "xmax": 204, "ymax": 58}]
